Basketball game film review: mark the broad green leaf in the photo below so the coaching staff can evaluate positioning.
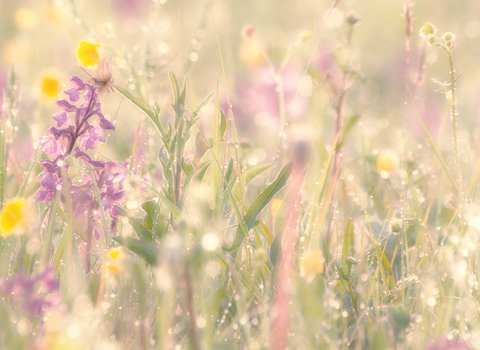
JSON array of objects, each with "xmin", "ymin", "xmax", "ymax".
[
  {"xmin": 113, "ymin": 237, "xmax": 159, "ymax": 265},
  {"xmin": 226, "ymin": 162, "xmax": 293, "ymax": 254},
  {"xmin": 141, "ymin": 200, "xmax": 160, "ymax": 230},
  {"xmin": 114, "ymin": 206, "xmax": 154, "ymax": 242},
  {"xmin": 140, "ymin": 201, "xmax": 169, "ymax": 240}
]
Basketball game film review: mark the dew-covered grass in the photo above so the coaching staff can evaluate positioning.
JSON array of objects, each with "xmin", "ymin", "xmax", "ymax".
[{"xmin": 1, "ymin": 0, "xmax": 480, "ymax": 349}]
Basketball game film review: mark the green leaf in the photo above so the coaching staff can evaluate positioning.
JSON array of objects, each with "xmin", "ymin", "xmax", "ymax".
[
  {"xmin": 269, "ymin": 229, "xmax": 282, "ymax": 266},
  {"xmin": 142, "ymin": 200, "xmax": 168, "ymax": 238},
  {"xmin": 114, "ymin": 206, "xmax": 154, "ymax": 242},
  {"xmin": 244, "ymin": 162, "xmax": 293, "ymax": 230},
  {"xmin": 194, "ymin": 162, "xmax": 211, "ymax": 182},
  {"xmin": 342, "ymin": 219, "xmax": 353, "ymax": 268},
  {"xmin": 141, "ymin": 200, "xmax": 160, "ymax": 230},
  {"xmin": 168, "ymin": 71, "xmax": 179, "ymax": 104},
  {"xmin": 113, "ymin": 237, "xmax": 159, "ymax": 265},
  {"xmin": 243, "ymin": 164, "xmax": 271, "ymax": 185},
  {"xmin": 223, "ymin": 157, "xmax": 234, "ymax": 190},
  {"xmin": 219, "ymin": 110, "xmax": 227, "ymax": 140},
  {"xmin": 113, "ymin": 85, "xmax": 165, "ymax": 137},
  {"xmin": 192, "ymin": 90, "xmax": 215, "ymax": 120},
  {"xmin": 181, "ymin": 157, "xmax": 195, "ymax": 177},
  {"xmin": 258, "ymin": 221, "xmax": 273, "ymax": 245},
  {"xmin": 169, "ymin": 71, "xmax": 187, "ymax": 115},
  {"xmin": 226, "ymin": 162, "xmax": 293, "ymax": 254},
  {"xmin": 337, "ymin": 114, "xmax": 360, "ymax": 150}
]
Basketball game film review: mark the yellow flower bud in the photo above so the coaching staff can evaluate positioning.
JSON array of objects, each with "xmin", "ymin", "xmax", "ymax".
[{"xmin": 419, "ymin": 22, "xmax": 436, "ymax": 38}]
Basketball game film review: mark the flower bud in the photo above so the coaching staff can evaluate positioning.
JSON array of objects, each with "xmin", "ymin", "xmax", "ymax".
[
  {"xmin": 427, "ymin": 36, "xmax": 438, "ymax": 45},
  {"xmin": 391, "ymin": 219, "xmax": 402, "ymax": 233},
  {"xmin": 419, "ymin": 22, "xmax": 436, "ymax": 37},
  {"xmin": 442, "ymin": 32, "xmax": 455, "ymax": 42},
  {"xmin": 241, "ymin": 24, "xmax": 255, "ymax": 40}
]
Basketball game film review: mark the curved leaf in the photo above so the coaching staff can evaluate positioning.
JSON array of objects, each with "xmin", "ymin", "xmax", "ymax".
[
  {"xmin": 113, "ymin": 237, "xmax": 159, "ymax": 265},
  {"xmin": 226, "ymin": 161, "xmax": 293, "ymax": 254}
]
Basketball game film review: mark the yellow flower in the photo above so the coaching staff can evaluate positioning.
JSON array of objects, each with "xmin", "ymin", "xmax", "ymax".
[
  {"xmin": 376, "ymin": 149, "xmax": 399, "ymax": 178},
  {"xmin": 42, "ymin": 76, "xmax": 60, "ymax": 98},
  {"xmin": 0, "ymin": 197, "xmax": 34, "ymax": 237},
  {"xmin": 39, "ymin": 69, "xmax": 65, "ymax": 101},
  {"xmin": 300, "ymin": 250, "xmax": 324, "ymax": 282},
  {"xmin": 76, "ymin": 41, "xmax": 100, "ymax": 67},
  {"xmin": 14, "ymin": 7, "xmax": 38, "ymax": 30},
  {"xmin": 103, "ymin": 248, "xmax": 126, "ymax": 274}
]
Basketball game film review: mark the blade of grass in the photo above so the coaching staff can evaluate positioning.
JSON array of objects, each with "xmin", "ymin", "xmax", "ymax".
[
  {"xmin": 113, "ymin": 85, "xmax": 166, "ymax": 138},
  {"xmin": 408, "ymin": 86, "xmax": 458, "ymax": 193}
]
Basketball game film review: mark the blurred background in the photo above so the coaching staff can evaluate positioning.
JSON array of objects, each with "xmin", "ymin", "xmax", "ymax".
[{"xmin": 1, "ymin": 0, "xmax": 480, "ymax": 174}]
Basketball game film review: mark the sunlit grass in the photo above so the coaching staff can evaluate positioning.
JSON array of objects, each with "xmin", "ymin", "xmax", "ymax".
[{"xmin": 0, "ymin": 0, "xmax": 480, "ymax": 349}]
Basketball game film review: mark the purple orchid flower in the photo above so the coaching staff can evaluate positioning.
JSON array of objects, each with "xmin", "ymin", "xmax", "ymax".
[
  {"xmin": 36, "ymin": 76, "xmax": 116, "ymax": 203},
  {"xmin": 36, "ymin": 76, "xmax": 123, "ymax": 242},
  {"xmin": 0, "ymin": 267, "xmax": 60, "ymax": 317}
]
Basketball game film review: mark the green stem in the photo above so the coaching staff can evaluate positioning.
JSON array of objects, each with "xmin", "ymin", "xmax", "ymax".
[
  {"xmin": 40, "ymin": 192, "xmax": 60, "ymax": 269},
  {"xmin": 443, "ymin": 48, "xmax": 464, "ymax": 205}
]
